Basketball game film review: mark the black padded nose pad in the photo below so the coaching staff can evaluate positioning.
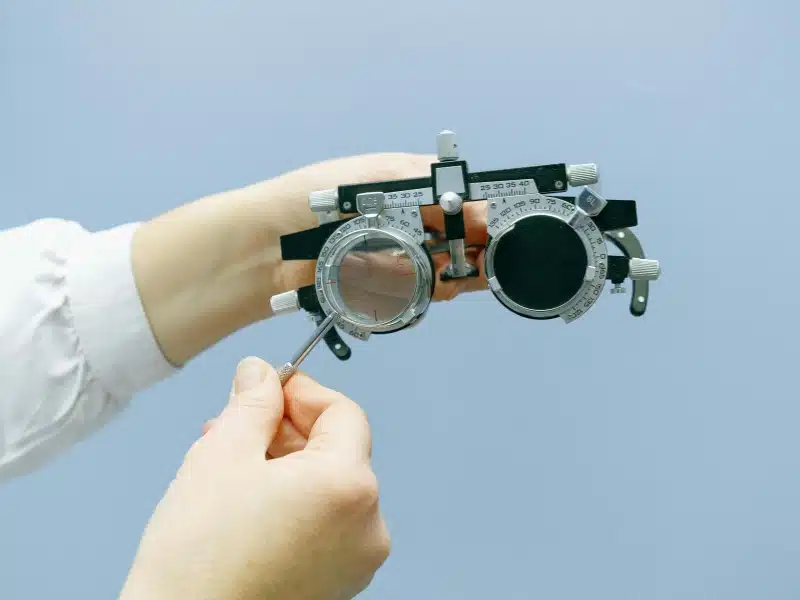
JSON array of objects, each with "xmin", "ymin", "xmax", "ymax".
[{"xmin": 280, "ymin": 218, "xmax": 355, "ymax": 261}]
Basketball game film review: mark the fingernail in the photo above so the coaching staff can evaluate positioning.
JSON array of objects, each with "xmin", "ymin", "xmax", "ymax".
[{"xmin": 235, "ymin": 357, "xmax": 265, "ymax": 392}]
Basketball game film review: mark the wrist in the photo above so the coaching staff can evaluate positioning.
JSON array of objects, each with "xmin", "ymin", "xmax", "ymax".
[
  {"xmin": 235, "ymin": 177, "xmax": 317, "ymax": 299},
  {"xmin": 132, "ymin": 177, "xmax": 318, "ymax": 365}
]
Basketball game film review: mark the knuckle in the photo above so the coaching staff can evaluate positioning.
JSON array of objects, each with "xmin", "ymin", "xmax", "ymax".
[
  {"xmin": 436, "ymin": 281, "xmax": 463, "ymax": 302},
  {"xmin": 371, "ymin": 523, "xmax": 392, "ymax": 564},
  {"xmin": 178, "ymin": 438, "xmax": 210, "ymax": 476},
  {"xmin": 349, "ymin": 466, "xmax": 381, "ymax": 506},
  {"xmin": 324, "ymin": 385, "xmax": 351, "ymax": 403},
  {"xmin": 364, "ymin": 537, "xmax": 391, "ymax": 571},
  {"xmin": 326, "ymin": 390, "xmax": 369, "ymax": 422},
  {"xmin": 372, "ymin": 152, "xmax": 429, "ymax": 180},
  {"xmin": 331, "ymin": 465, "xmax": 381, "ymax": 510},
  {"xmin": 358, "ymin": 520, "xmax": 391, "ymax": 571},
  {"xmin": 344, "ymin": 395, "xmax": 369, "ymax": 421},
  {"xmin": 182, "ymin": 440, "xmax": 203, "ymax": 465}
]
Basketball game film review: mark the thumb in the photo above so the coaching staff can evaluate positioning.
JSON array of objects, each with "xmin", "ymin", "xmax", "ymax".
[{"xmin": 210, "ymin": 357, "xmax": 285, "ymax": 456}]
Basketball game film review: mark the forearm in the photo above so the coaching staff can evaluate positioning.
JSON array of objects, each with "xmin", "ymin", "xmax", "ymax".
[
  {"xmin": 130, "ymin": 152, "xmax": 439, "ymax": 366},
  {"xmin": 132, "ymin": 178, "xmax": 316, "ymax": 366}
]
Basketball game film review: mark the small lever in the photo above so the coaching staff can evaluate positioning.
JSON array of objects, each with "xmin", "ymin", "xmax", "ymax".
[
  {"xmin": 316, "ymin": 313, "xmax": 352, "ymax": 360},
  {"xmin": 604, "ymin": 228, "xmax": 659, "ymax": 317}
]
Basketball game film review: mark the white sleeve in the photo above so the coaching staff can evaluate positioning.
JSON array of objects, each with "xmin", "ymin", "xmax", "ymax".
[{"xmin": 0, "ymin": 218, "xmax": 178, "ymax": 481}]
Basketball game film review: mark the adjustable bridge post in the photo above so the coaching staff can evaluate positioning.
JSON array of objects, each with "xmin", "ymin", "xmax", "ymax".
[{"xmin": 432, "ymin": 130, "xmax": 479, "ymax": 282}]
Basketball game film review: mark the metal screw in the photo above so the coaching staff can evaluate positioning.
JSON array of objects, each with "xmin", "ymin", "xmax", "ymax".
[
  {"xmin": 411, "ymin": 210, "xmax": 418, "ymax": 217},
  {"xmin": 343, "ymin": 201, "xmax": 352, "ymax": 211},
  {"xmin": 490, "ymin": 201, "xmax": 497, "ymax": 209},
  {"xmin": 555, "ymin": 180, "xmax": 564, "ymax": 190}
]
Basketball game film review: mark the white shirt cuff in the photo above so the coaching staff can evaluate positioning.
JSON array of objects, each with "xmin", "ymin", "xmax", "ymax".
[{"xmin": 67, "ymin": 222, "xmax": 178, "ymax": 400}]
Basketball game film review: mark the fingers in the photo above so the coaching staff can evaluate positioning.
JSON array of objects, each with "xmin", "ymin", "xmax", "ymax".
[
  {"xmin": 337, "ymin": 240, "xmax": 488, "ymax": 304},
  {"xmin": 348, "ymin": 152, "xmax": 437, "ymax": 188},
  {"xmin": 267, "ymin": 417, "xmax": 308, "ymax": 458},
  {"xmin": 206, "ymin": 357, "xmax": 285, "ymax": 457},
  {"xmin": 460, "ymin": 247, "xmax": 488, "ymax": 294},
  {"xmin": 283, "ymin": 372, "xmax": 372, "ymax": 463},
  {"xmin": 305, "ymin": 399, "xmax": 373, "ymax": 464},
  {"xmin": 420, "ymin": 196, "xmax": 489, "ymax": 301},
  {"xmin": 338, "ymin": 251, "xmax": 419, "ymax": 298},
  {"xmin": 202, "ymin": 415, "xmax": 310, "ymax": 458},
  {"xmin": 326, "ymin": 154, "xmax": 437, "ymax": 208},
  {"xmin": 281, "ymin": 371, "xmax": 348, "ymax": 438},
  {"xmin": 431, "ymin": 247, "xmax": 488, "ymax": 301},
  {"xmin": 334, "ymin": 246, "xmax": 487, "ymax": 305},
  {"xmin": 205, "ymin": 371, "xmax": 372, "ymax": 460}
]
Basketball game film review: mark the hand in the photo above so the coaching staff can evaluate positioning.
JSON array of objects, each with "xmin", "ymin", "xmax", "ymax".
[
  {"xmin": 134, "ymin": 152, "xmax": 487, "ymax": 366},
  {"xmin": 260, "ymin": 152, "xmax": 488, "ymax": 303},
  {"xmin": 120, "ymin": 357, "xmax": 390, "ymax": 600}
]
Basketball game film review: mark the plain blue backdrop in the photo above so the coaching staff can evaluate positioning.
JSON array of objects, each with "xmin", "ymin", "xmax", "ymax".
[{"xmin": 1, "ymin": 1, "xmax": 798, "ymax": 598}]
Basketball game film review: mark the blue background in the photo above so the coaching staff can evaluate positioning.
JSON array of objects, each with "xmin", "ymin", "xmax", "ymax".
[{"xmin": 1, "ymin": 1, "xmax": 798, "ymax": 598}]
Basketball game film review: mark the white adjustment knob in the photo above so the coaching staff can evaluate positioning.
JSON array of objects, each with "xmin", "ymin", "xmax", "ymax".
[
  {"xmin": 439, "ymin": 191, "xmax": 463, "ymax": 215},
  {"xmin": 270, "ymin": 290, "xmax": 300, "ymax": 316},
  {"xmin": 309, "ymin": 188, "xmax": 339, "ymax": 213},
  {"xmin": 437, "ymin": 130, "xmax": 459, "ymax": 161},
  {"xmin": 629, "ymin": 258, "xmax": 661, "ymax": 281},
  {"xmin": 566, "ymin": 163, "xmax": 599, "ymax": 187}
]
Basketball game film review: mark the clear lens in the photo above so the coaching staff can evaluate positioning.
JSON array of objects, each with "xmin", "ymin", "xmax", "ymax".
[{"xmin": 334, "ymin": 235, "xmax": 419, "ymax": 326}]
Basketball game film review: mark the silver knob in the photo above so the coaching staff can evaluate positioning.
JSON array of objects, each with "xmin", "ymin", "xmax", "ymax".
[
  {"xmin": 439, "ymin": 191, "xmax": 463, "ymax": 215},
  {"xmin": 270, "ymin": 290, "xmax": 300, "ymax": 316},
  {"xmin": 566, "ymin": 163, "xmax": 599, "ymax": 187},
  {"xmin": 629, "ymin": 258, "xmax": 661, "ymax": 281},
  {"xmin": 437, "ymin": 130, "xmax": 459, "ymax": 161},
  {"xmin": 309, "ymin": 188, "xmax": 339, "ymax": 213}
]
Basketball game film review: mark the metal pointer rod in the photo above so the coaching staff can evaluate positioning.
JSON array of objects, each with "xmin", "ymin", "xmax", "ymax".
[{"xmin": 277, "ymin": 313, "xmax": 336, "ymax": 385}]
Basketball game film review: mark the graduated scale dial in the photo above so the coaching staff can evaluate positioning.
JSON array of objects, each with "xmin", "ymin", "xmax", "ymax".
[
  {"xmin": 270, "ymin": 130, "xmax": 661, "ymax": 361},
  {"xmin": 311, "ymin": 189, "xmax": 435, "ymax": 341},
  {"xmin": 484, "ymin": 181, "xmax": 659, "ymax": 322}
]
